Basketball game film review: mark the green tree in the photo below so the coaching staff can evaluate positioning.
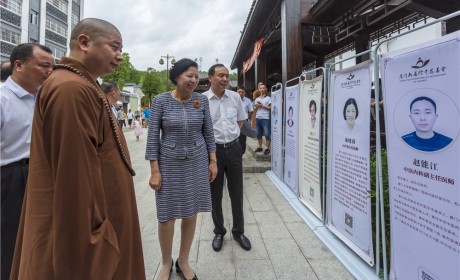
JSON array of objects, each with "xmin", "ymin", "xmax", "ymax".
[
  {"xmin": 129, "ymin": 69, "xmax": 143, "ymax": 84},
  {"xmin": 102, "ymin": 53, "xmax": 133, "ymax": 89},
  {"xmin": 141, "ymin": 68, "xmax": 164, "ymax": 106}
]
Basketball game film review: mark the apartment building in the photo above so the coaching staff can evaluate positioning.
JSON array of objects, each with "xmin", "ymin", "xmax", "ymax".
[{"xmin": 0, "ymin": 0, "xmax": 84, "ymax": 61}]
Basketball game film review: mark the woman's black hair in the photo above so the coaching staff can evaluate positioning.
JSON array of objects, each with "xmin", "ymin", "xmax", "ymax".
[
  {"xmin": 309, "ymin": 100, "xmax": 317, "ymax": 111},
  {"xmin": 410, "ymin": 96, "xmax": 436, "ymax": 113},
  {"xmin": 343, "ymin": 98, "xmax": 359, "ymax": 120},
  {"xmin": 169, "ymin": 58, "xmax": 198, "ymax": 85}
]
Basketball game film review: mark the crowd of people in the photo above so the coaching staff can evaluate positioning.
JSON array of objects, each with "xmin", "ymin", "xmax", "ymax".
[{"xmin": 0, "ymin": 18, "xmax": 269, "ymax": 280}]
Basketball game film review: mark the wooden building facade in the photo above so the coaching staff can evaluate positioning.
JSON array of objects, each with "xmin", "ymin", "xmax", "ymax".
[{"xmin": 231, "ymin": 0, "xmax": 460, "ymax": 92}]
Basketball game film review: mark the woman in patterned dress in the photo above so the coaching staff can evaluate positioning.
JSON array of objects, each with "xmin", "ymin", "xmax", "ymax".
[{"xmin": 146, "ymin": 58, "xmax": 217, "ymax": 280}]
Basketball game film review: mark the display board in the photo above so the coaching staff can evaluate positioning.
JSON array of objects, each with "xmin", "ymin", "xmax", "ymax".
[
  {"xmin": 381, "ymin": 32, "xmax": 460, "ymax": 280},
  {"xmin": 328, "ymin": 61, "xmax": 375, "ymax": 265},
  {"xmin": 270, "ymin": 88, "xmax": 283, "ymax": 179},
  {"xmin": 299, "ymin": 76, "xmax": 323, "ymax": 219},
  {"xmin": 283, "ymin": 85, "xmax": 300, "ymax": 195}
]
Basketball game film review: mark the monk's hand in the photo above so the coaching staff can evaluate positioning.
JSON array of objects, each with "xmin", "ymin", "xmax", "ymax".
[
  {"xmin": 209, "ymin": 161, "xmax": 218, "ymax": 183},
  {"xmin": 149, "ymin": 172, "xmax": 162, "ymax": 191}
]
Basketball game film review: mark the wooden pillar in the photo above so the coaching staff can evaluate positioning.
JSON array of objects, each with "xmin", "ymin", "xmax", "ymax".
[
  {"xmin": 315, "ymin": 55, "xmax": 324, "ymax": 69},
  {"xmin": 355, "ymin": 31, "xmax": 370, "ymax": 64},
  {"xmin": 256, "ymin": 47, "xmax": 267, "ymax": 85},
  {"xmin": 238, "ymin": 68, "xmax": 244, "ymax": 86},
  {"xmin": 281, "ymin": 0, "xmax": 302, "ymax": 85},
  {"xmin": 446, "ymin": 16, "xmax": 460, "ymax": 34}
]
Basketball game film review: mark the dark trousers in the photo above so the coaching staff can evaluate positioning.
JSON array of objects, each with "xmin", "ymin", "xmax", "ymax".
[
  {"xmin": 1, "ymin": 160, "xmax": 28, "ymax": 280},
  {"xmin": 238, "ymin": 133, "xmax": 247, "ymax": 154},
  {"xmin": 211, "ymin": 141, "xmax": 244, "ymax": 237}
]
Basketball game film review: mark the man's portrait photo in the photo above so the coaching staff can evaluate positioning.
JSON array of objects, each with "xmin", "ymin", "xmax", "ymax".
[{"xmin": 402, "ymin": 96, "xmax": 453, "ymax": 152}]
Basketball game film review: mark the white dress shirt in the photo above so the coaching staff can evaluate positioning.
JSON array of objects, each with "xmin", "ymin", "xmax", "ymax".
[
  {"xmin": 241, "ymin": 96, "xmax": 253, "ymax": 120},
  {"xmin": 0, "ymin": 77, "xmax": 36, "ymax": 166},
  {"xmin": 254, "ymin": 95, "xmax": 271, "ymax": 119},
  {"xmin": 204, "ymin": 89, "xmax": 246, "ymax": 144}
]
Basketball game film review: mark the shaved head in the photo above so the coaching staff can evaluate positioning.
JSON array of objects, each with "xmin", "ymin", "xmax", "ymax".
[{"xmin": 69, "ymin": 18, "xmax": 120, "ymax": 51}]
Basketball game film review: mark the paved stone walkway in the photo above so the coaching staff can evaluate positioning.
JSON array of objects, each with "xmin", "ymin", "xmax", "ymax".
[{"xmin": 124, "ymin": 128, "xmax": 355, "ymax": 280}]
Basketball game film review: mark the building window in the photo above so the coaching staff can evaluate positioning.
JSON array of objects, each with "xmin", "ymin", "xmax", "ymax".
[
  {"xmin": 30, "ymin": 10, "xmax": 39, "ymax": 25},
  {"xmin": 46, "ymin": 44, "xmax": 66, "ymax": 59},
  {"xmin": 46, "ymin": 17, "xmax": 68, "ymax": 37},
  {"xmin": 72, "ymin": 0, "xmax": 80, "ymax": 4},
  {"xmin": 1, "ymin": 27, "xmax": 20, "ymax": 44},
  {"xmin": 46, "ymin": 0, "xmax": 68, "ymax": 14},
  {"xmin": 71, "ymin": 12, "xmax": 79, "ymax": 26},
  {"xmin": 0, "ymin": 0, "xmax": 22, "ymax": 15}
]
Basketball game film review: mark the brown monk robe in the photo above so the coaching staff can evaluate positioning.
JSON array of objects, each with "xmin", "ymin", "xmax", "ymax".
[{"xmin": 10, "ymin": 19, "xmax": 145, "ymax": 280}]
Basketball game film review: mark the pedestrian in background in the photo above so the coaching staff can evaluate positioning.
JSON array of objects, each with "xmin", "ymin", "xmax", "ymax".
[
  {"xmin": 134, "ymin": 115, "xmax": 142, "ymax": 141},
  {"xmin": 0, "ymin": 43, "xmax": 54, "ymax": 280},
  {"xmin": 146, "ymin": 58, "xmax": 217, "ymax": 280},
  {"xmin": 128, "ymin": 109, "xmax": 134, "ymax": 127},
  {"xmin": 144, "ymin": 106, "xmax": 151, "ymax": 127},
  {"xmin": 254, "ymin": 82, "xmax": 271, "ymax": 155},
  {"xmin": 117, "ymin": 106, "xmax": 125, "ymax": 127}
]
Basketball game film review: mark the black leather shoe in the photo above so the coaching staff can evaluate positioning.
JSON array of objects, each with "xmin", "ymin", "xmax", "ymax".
[
  {"xmin": 212, "ymin": 233, "xmax": 224, "ymax": 251},
  {"xmin": 233, "ymin": 234, "xmax": 251, "ymax": 251},
  {"xmin": 175, "ymin": 259, "xmax": 198, "ymax": 280}
]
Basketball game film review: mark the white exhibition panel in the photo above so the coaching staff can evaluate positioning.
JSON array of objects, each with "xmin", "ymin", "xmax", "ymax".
[
  {"xmin": 270, "ymin": 88, "xmax": 283, "ymax": 179},
  {"xmin": 381, "ymin": 32, "xmax": 460, "ymax": 280},
  {"xmin": 283, "ymin": 84, "xmax": 300, "ymax": 195},
  {"xmin": 299, "ymin": 76, "xmax": 323, "ymax": 219},
  {"xmin": 328, "ymin": 61, "xmax": 375, "ymax": 265}
]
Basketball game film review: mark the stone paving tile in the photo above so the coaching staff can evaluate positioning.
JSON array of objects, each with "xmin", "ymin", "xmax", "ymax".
[
  {"xmin": 307, "ymin": 258, "xmax": 357, "ymax": 280},
  {"xmin": 284, "ymin": 221, "xmax": 316, "ymax": 239},
  {"xmin": 253, "ymin": 210, "xmax": 284, "ymax": 224},
  {"xmin": 278, "ymin": 208, "xmax": 304, "ymax": 223},
  {"xmin": 265, "ymin": 239, "xmax": 319, "ymax": 280},
  {"xmin": 196, "ymin": 260, "xmax": 236, "ymax": 280},
  {"xmin": 127, "ymin": 130, "xmax": 360, "ymax": 280},
  {"xmin": 246, "ymin": 194, "xmax": 275, "ymax": 212},
  {"xmin": 232, "ymin": 224, "xmax": 268, "ymax": 261},
  {"xmin": 259, "ymin": 223, "xmax": 292, "ymax": 239},
  {"xmin": 235, "ymin": 260, "xmax": 277, "ymax": 280}
]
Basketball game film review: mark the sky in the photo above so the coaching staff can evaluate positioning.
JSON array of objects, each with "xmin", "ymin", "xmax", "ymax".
[{"xmin": 84, "ymin": 0, "xmax": 254, "ymax": 73}]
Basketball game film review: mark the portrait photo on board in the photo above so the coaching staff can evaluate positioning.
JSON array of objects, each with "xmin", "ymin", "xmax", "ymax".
[{"xmin": 395, "ymin": 88, "xmax": 459, "ymax": 152}]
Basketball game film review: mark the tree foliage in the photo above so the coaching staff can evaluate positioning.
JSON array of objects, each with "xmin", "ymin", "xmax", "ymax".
[
  {"xmin": 99, "ymin": 52, "xmax": 181, "ymax": 107},
  {"xmin": 141, "ymin": 68, "xmax": 165, "ymax": 106}
]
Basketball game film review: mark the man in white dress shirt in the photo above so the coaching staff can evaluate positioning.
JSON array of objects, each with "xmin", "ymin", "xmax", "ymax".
[
  {"xmin": 204, "ymin": 64, "xmax": 252, "ymax": 252},
  {"xmin": 0, "ymin": 43, "xmax": 54, "ymax": 280}
]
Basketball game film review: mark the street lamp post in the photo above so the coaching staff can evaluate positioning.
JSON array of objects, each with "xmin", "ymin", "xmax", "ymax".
[
  {"xmin": 159, "ymin": 54, "xmax": 176, "ymax": 92},
  {"xmin": 195, "ymin": 57, "xmax": 202, "ymax": 71}
]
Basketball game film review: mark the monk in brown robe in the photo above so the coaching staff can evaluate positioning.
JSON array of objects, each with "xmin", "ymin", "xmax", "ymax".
[{"xmin": 10, "ymin": 18, "xmax": 146, "ymax": 279}]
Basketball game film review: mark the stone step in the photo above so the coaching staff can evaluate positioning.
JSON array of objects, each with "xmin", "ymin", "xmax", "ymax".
[
  {"xmin": 248, "ymin": 147, "xmax": 271, "ymax": 162},
  {"xmin": 243, "ymin": 137, "xmax": 271, "ymax": 173}
]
